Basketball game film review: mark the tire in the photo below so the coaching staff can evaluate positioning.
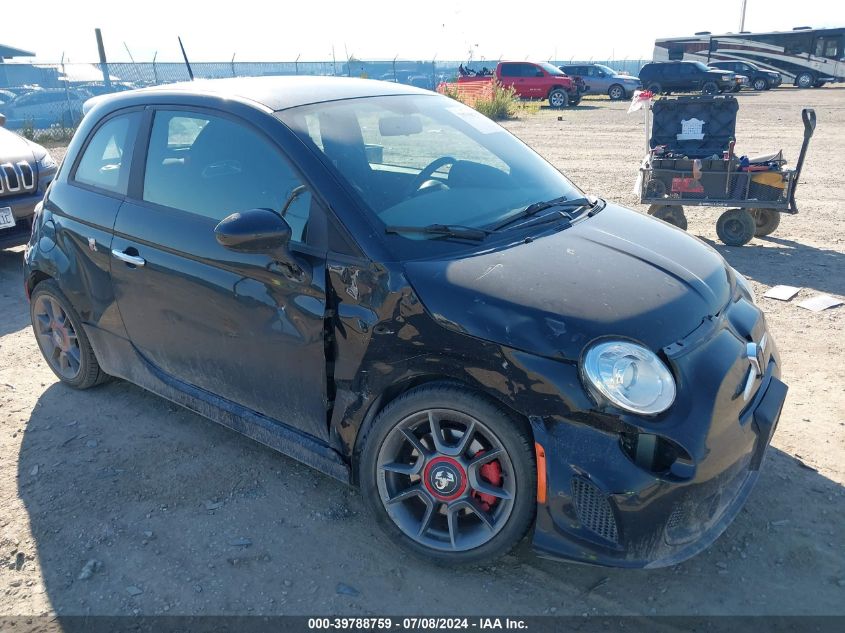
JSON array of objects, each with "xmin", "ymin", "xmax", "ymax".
[
  {"xmin": 548, "ymin": 88, "xmax": 568, "ymax": 109},
  {"xmin": 608, "ymin": 84, "xmax": 626, "ymax": 100},
  {"xmin": 752, "ymin": 77, "xmax": 769, "ymax": 91},
  {"xmin": 359, "ymin": 384, "xmax": 536, "ymax": 565},
  {"xmin": 647, "ymin": 204, "xmax": 688, "ymax": 231},
  {"xmin": 568, "ymin": 92, "xmax": 581, "ymax": 107},
  {"xmin": 30, "ymin": 279, "xmax": 108, "ymax": 389},
  {"xmin": 731, "ymin": 83, "xmax": 742, "ymax": 93},
  {"xmin": 752, "ymin": 208, "xmax": 781, "ymax": 237},
  {"xmin": 716, "ymin": 209, "xmax": 756, "ymax": 246},
  {"xmin": 646, "ymin": 82, "xmax": 662, "ymax": 94},
  {"xmin": 796, "ymin": 72, "xmax": 815, "ymax": 89},
  {"xmin": 702, "ymin": 81, "xmax": 719, "ymax": 95}
]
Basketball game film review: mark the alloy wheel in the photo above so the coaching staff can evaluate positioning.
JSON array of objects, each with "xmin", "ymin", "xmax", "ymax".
[
  {"xmin": 376, "ymin": 409, "xmax": 516, "ymax": 552},
  {"xmin": 32, "ymin": 294, "xmax": 82, "ymax": 380}
]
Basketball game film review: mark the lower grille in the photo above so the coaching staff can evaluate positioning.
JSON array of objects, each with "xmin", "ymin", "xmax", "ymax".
[{"xmin": 571, "ymin": 477, "xmax": 619, "ymax": 543}]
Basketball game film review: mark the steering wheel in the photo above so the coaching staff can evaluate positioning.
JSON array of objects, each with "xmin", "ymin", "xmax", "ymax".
[{"xmin": 407, "ymin": 156, "xmax": 457, "ymax": 194}]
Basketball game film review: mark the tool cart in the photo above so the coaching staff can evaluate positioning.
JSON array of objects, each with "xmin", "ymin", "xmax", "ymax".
[{"xmin": 639, "ymin": 95, "xmax": 816, "ymax": 246}]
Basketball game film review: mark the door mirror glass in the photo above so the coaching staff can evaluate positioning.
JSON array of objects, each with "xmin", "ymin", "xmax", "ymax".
[{"xmin": 214, "ymin": 208, "xmax": 292, "ymax": 255}]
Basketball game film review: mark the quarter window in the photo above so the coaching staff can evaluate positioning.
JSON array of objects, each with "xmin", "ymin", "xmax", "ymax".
[
  {"xmin": 143, "ymin": 111, "xmax": 312, "ymax": 243},
  {"xmin": 73, "ymin": 112, "xmax": 140, "ymax": 195}
]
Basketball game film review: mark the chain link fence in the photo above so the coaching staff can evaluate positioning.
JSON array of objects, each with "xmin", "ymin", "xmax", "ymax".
[{"xmin": 0, "ymin": 58, "xmax": 648, "ymax": 130}]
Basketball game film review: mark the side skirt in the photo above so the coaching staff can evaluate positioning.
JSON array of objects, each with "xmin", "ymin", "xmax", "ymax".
[{"xmin": 84, "ymin": 324, "xmax": 351, "ymax": 483}]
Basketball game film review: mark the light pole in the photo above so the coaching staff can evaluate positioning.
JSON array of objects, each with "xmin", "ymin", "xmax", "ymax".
[{"xmin": 739, "ymin": 0, "xmax": 748, "ymax": 31}]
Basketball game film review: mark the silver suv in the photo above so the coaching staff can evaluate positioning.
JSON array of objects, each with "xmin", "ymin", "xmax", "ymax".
[{"xmin": 560, "ymin": 64, "xmax": 641, "ymax": 100}]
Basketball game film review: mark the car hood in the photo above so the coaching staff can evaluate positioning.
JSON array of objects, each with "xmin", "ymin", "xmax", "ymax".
[
  {"xmin": 0, "ymin": 127, "xmax": 37, "ymax": 163},
  {"xmin": 403, "ymin": 203, "xmax": 732, "ymax": 361}
]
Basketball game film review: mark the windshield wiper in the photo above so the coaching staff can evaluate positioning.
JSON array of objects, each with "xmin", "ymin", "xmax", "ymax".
[
  {"xmin": 384, "ymin": 223, "xmax": 492, "ymax": 241},
  {"xmin": 491, "ymin": 196, "xmax": 595, "ymax": 231}
]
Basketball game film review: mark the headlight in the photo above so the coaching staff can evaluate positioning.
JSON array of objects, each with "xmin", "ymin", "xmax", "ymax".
[
  {"xmin": 582, "ymin": 341, "xmax": 676, "ymax": 415},
  {"xmin": 734, "ymin": 270, "xmax": 756, "ymax": 304},
  {"xmin": 37, "ymin": 152, "xmax": 58, "ymax": 171}
]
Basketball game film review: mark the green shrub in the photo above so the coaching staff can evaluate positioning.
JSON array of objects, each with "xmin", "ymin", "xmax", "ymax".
[{"xmin": 473, "ymin": 80, "xmax": 519, "ymax": 121}]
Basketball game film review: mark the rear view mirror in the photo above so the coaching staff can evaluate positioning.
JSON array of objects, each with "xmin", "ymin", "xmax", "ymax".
[
  {"xmin": 0, "ymin": 113, "xmax": 6, "ymax": 127},
  {"xmin": 215, "ymin": 208, "xmax": 292, "ymax": 256},
  {"xmin": 378, "ymin": 115, "xmax": 423, "ymax": 137}
]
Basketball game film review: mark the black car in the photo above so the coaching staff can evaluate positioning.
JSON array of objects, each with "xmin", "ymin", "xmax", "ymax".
[
  {"xmin": 0, "ymin": 113, "xmax": 59, "ymax": 248},
  {"xmin": 639, "ymin": 61, "xmax": 736, "ymax": 95},
  {"xmin": 708, "ymin": 60, "xmax": 783, "ymax": 91},
  {"xmin": 23, "ymin": 77, "xmax": 786, "ymax": 567}
]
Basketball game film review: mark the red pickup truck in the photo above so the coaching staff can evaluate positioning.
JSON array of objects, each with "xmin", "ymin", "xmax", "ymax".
[{"xmin": 458, "ymin": 61, "xmax": 581, "ymax": 108}]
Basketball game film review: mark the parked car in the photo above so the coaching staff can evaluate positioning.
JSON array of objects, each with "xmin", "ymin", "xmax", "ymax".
[
  {"xmin": 494, "ymin": 61, "xmax": 581, "ymax": 107},
  {"xmin": 24, "ymin": 77, "xmax": 786, "ymax": 567},
  {"xmin": 76, "ymin": 81, "xmax": 137, "ymax": 97},
  {"xmin": 0, "ymin": 113, "xmax": 59, "ymax": 248},
  {"xmin": 0, "ymin": 88, "xmax": 90, "ymax": 130},
  {"xmin": 0, "ymin": 89, "xmax": 17, "ymax": 107},
  {"xmin": 709, "ymin": 60, "xmax": 783, "ymax": 91},
  {"xmin": 559, "ymin": 63, "xmax": 641, "ymax": 100},
  {"xmin": 639, "ymin": 61, "xmax": 736, "ymax": 95}
]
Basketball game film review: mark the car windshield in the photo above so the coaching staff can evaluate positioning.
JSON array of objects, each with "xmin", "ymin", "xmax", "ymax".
[
  {"xmin": 277, "ymin": 94, "xmax": 582, "ymax": 252},
  {"xmin": 538, "ymin": 62, "xmax": 567, "ymax": 76},
  {"xmin": 596, "ymin": 64, "xmax": 617, "ymax": 75},
  {"xmin": 694, "ymin": 61, "xmax": 713, "ymax": 72}
]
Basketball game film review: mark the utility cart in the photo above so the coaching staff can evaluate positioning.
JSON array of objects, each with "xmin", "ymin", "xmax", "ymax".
[{"xmin": 638, "ymin": 95, "xmax": 816, "ymax": 246}]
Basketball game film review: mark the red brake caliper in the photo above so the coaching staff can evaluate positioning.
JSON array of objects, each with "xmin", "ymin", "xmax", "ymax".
[{"xmin": 471, "ymin": 451, "xmax": 503, "ymax": 512}]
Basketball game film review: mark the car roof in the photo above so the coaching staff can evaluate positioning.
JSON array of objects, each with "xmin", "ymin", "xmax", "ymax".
[{"xmin": 89, "ymin": 76, "xmax": 434, "ymax": 113}]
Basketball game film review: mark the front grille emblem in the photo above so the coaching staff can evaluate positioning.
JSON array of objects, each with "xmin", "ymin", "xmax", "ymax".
[{"xmin": 743, "ymin": 333, "xmax": 768, "ymax": 401}]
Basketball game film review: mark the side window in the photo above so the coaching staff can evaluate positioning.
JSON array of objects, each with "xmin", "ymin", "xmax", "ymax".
[
  {"xmin": 143, "ymin": 111, "xmax": 312, "ymax": 243},
  {"xmin": 499, "ymin": 64, "xmax": 519, "ymax": 77},
  {"xmin": 815, "ymin": 36, "xmax": 839, "ymax": 59},
  {"xmin": 525, "ymin": 64, "xmax": 543, "ymax": 77},
  {"xmin": 73, "ymin": 112, "xmax": 140, "ymax": 195}
]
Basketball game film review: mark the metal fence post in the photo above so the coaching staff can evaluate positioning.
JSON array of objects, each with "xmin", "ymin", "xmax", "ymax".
[{"xmin": 95, "ymin": 28, "xmax": 112, "ymax": 90}]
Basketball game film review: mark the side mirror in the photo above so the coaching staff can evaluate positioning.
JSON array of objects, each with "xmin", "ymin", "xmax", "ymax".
[
  {"xmin": 0, "ymin": 113, "xmax": 6, "ymax": 127},
  {"xmin": 215, "ymin": 208, "xmax": 292, "ymax": 259}
]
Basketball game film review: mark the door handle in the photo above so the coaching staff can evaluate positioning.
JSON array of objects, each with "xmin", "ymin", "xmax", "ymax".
[{"xmin": 112, "ymin": 248, "xmax": 146, "ymax": 267}]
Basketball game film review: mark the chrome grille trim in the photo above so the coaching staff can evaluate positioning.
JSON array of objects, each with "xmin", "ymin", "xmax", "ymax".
[{"xmin": 0, "ymin": 161, "xmax": 37, "ymax": 197}]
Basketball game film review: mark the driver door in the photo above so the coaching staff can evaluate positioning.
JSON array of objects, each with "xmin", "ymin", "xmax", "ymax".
[{"xmin": 110, "ymin": 108, "xmax": 330, "ymax": 440}]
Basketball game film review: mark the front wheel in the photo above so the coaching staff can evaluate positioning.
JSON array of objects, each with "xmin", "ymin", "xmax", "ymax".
[
  {"xmin": 608, "ymin": 84, "xmax": 626, "ymax": 100},
  {"xmin": 646, "ymin": 82, "xmax": 662, "ymax": 94},
  {"xmin": 716, "ymin": 209, "xmax": 756, "ymax": 246},
  {"xmin": 796, "ymin": 72, "xmax": 815, "ymax": 89},
  {"xmin": 752, "ymin": 77, "xmax": 769, "ymax": 91},
  {"xmin": 702, "ymin": 81, "xmax": 719, "ymax": 95},
  {"xmin": 359, "ymin": 385, "xmax": 536, "ymax": 565},
  {"xmin": 548, "ymin": 88, "xmax": 568, "ymax": 109}
]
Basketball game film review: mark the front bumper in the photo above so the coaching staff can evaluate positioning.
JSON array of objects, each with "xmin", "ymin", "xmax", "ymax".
[
  {"xmin": 531, "ymin": 300, "xmax": 786, "ymax": 568},
  {"xmin": 0, "ymin": 190, "xmax": 43, "ymax": 248}
]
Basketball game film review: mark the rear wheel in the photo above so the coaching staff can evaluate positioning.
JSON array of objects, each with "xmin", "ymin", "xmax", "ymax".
[
  {"xmin": 702, "ymin": 81, "xmax": 719, "ymax": 95},
  {"xmin": 359, "ymin": 385, "xmax": 536, "ymax": 565},
  {"xmin": 716, "ymin": 209, "xmax": 756, "ymax": 246},
  {"xmin": 548, "ymin": 89, "xmax": 568, "ymax": 109},
  {"xmin": 648, "ymin": 204, "xmax": 687, "ymax": 230},
  {"xmin": 752, "ymin": 77, "xmax": 769, "ymax": 91},
  {"xmin": 752, "ymin": 209, "xmax": 781, "ymax": 237},
  {"xmin": 608, "ymin": 84, "xmax": 626, "ymax": 100},
  {"xmin": 30, "ymin": 280, "xmax": 108, "ymax": 389},
  {"xmin": 796, "ymin": 72, "xmax": 815, "ymax": 89}
]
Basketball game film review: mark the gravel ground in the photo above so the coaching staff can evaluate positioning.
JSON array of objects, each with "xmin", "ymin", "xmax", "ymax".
[{"xmin": 0, "ymin": 87, "xmax": 843, "ymax": 618}]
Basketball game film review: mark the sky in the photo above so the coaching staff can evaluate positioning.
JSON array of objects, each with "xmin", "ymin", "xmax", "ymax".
[{"xmin": 4, "ymin": 0, "xmax": 843, "ymax": 63}]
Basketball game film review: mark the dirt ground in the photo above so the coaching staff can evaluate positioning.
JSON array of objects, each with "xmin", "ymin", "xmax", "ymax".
[{"xmin": 1, "ymin": 87, "xmax": 843, "ymax": 619}]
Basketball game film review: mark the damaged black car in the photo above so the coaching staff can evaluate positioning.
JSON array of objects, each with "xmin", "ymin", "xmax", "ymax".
[{"xmin": 24, "ymin": 77, "xmax": 786, "ymax": 567}]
